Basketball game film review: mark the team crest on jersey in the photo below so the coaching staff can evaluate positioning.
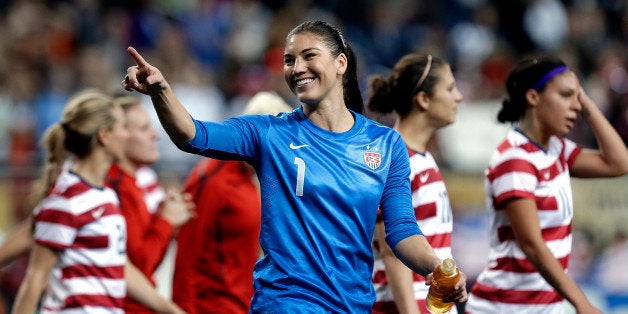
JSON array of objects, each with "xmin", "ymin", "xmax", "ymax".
[{"xmin": 364, "ymin": 145, "xmax": 381, "ymax": 170}]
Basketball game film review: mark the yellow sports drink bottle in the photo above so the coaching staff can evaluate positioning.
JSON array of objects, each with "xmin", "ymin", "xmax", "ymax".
[{"xmin": 426, "ymin": 258, "xmax": 459, "ymax": 314}]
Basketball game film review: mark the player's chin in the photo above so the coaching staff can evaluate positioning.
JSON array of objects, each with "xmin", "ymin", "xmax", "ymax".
[
  {"xmin": 295, "ymin": 90, "xmax": 312, "ymax": 101},
  {"xmin": 142, "ymin": 154, "xmax": 159, "ymax": 166},
  {"xmin": 560, "ymin": 126, "xmax": 574, "ymax": 137}
]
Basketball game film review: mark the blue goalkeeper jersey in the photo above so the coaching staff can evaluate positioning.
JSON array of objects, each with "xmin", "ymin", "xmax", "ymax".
[{"xmin": 180, "ymin": 107, "xmax": 422, "ymax": 313}]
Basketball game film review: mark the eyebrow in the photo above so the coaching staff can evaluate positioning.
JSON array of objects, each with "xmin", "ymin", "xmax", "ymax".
[
  {"xmin": 301, "ymin": 48, "xmax": 320, "ymax": 53},
  {"xmin": 284, "ymin": 47, "xmax": 321, "ymax": 58},
  {"xmin": 561, "ymin": 86, "xmax": 577, "ymax": 94}
]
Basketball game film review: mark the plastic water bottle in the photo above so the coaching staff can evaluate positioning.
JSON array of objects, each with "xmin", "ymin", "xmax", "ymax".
[{"xmin": 426, "ymin": 258, "xmax": 459, "ymax": 314}]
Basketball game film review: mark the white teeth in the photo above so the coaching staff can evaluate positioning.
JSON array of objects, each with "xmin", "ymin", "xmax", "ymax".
[{"xmin": 296, "ymin": 78, "xmax": 314, "ymax": 86}]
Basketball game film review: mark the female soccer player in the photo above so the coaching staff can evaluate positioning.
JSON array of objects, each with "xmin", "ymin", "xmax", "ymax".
[
  {"xmin": 108, "ymin": 96, "xmax": 194, "ymax": 313},
  {"xmin": 367, "ymin": 53, "xmax": 463, "ymax": 313},
  {"xmin": 465, "ymin": 56, "xmax": 628, "ymax": 313},
  {"xmin": 123, "ymin": 20, "xmax": 467, "ymax": 312},
  {"xmin": 11, "ymin": 90, "xmax": 184, "ymax": 314}
]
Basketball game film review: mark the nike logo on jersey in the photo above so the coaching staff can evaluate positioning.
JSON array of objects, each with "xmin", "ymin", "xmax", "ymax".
[
  {"xmin": 92, "ymin": 206, "xmax": 106, "ymax": 219},
  {"xmin": 289, "ymin": 142, "xmax": 309, "ymax": 149},
  {"xmin": 420, "ymin": 172, "xmax": 430, "ymax": 183}
]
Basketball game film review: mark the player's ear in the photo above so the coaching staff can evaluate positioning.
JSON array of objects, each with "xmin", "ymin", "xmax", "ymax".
[{"xmin": 414, "ymin": 91, "xmax": 430, "ymax": 111}]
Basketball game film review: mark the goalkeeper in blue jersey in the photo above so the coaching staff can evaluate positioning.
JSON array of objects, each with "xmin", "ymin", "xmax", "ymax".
[{"xmin": 123, "ymin": 20, "xmax": 468, "ymax": 313}]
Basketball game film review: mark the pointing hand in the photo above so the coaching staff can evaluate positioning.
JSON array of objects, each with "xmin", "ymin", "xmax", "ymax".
[{"xmin": 122, "ymin": 47, "xmax": 168, "ymax": 95}]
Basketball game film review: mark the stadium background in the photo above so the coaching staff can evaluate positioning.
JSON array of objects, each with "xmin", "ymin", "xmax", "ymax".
[{"xmin": 0, "ymin": 0, "xmax": 626, "ymax": 312}]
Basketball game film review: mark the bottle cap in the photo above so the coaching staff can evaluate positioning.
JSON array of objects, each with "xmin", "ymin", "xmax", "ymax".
[{"xmin": 441, "ymin": 258, "xmax": 457, "ymax": 276}]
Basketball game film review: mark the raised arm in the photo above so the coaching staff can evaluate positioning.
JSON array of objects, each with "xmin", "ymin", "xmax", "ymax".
[
  {"xmin": 122, "ymin": 47, "xmax": 195, "ymax": 145},
  {"xmin": 571, "ymin": 88, "xmax": 628, "ymax": 178}
]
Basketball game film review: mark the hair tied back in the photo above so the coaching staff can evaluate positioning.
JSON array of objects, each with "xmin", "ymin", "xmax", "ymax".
[{"xmin": 414, "ymin": 54, "xmax": 432, "ymax": 92}]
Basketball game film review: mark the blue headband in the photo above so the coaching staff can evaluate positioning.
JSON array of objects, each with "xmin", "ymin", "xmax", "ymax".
[{"xmin": 532, "ymin": 66, "xmax": 568, "ymax": 90}]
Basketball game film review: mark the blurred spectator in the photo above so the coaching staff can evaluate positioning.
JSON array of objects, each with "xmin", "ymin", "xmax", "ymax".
[
  {"xmin": 142, "ymin": 19, "xmax": 229, "ymax": 177},
  {"xmin": 568, "ymin": 230, "xmax": 596, "ymax": 285},
  {"xmin": 523, "ymin": 0, "xmax": 569, "ymax": 51},
  {"xmin": 593, "ymin": 231, "xmax": 628, "ymax": 294},
  {"xmin": 179, "ymin": 0, "xmax": 233, "ymax": 73}
]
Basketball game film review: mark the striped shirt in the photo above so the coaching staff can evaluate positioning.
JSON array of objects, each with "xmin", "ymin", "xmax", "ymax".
[
  {"xmin": 373, "ymin": 149, "xmax": 453, "ymax": 313},
  {"xmin": 466, "ymin": 129, "xmax": 581, "ymax": 313},
  {"xmin": 33, "ymin": 170, "xmax": 127, "ymax": 314}
]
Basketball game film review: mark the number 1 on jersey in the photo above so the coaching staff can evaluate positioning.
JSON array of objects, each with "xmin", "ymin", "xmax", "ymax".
[{"xmin": 294, "ymin": 157, "xmax": 305, "ymax": 196}]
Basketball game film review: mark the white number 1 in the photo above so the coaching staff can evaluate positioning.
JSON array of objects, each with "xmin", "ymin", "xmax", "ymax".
[{"xmin": 294, "ymin": 157, "xmax": 305, "ymax": 196}]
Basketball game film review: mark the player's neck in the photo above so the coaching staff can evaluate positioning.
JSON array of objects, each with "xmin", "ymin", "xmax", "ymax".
[
  {"xmin": 72, "ymin": 156, "xmax": 110, "ymax": 187},
  {"xmin": 117, "ymin": 158, "xmax": 139, "ymax": 177},
  {"xmin": 396, "ymin": 117, "xmax": 434, "ymax": 153},
  {"xmin": 303, "ymin": 102, "xmax": 354, "ymax": 133}
]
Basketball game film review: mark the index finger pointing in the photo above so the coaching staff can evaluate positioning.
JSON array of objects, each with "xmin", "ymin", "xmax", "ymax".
[{"xmin": 127, "ymin": 46, "xmax": 149, "ymax": 67}]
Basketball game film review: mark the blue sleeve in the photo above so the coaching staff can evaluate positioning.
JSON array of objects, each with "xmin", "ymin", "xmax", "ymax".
[
  {"xmin": 380, "ymin": 135, "xmax": 423, "ymax": 250},
  {"xmin": 177, "ymin": 116, "xmax": 267, "ymax": 164}
]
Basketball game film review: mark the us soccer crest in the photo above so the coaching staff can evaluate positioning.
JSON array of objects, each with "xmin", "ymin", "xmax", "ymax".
[{"xmin": 364, "ymin": 145, "xmax": 381, "ymax": 170}]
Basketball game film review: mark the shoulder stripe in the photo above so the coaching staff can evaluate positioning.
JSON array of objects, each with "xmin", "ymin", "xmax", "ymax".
[
  {"xmin": 36, "ymin": 209, "xmax": 76, "ymax": 228},
  {"xmin": 487, "ymin": 159, "xmax": 536, "ymax": 182},
  {"xmin": 497, "ymin": 140, "xmax": 512, "ymax": 153},
  {"xmin": 493, "ymin": 190, "xmax": 536, "ymax": 209},
  {"xmin": 35, "ymin": 238, "xmax": 69, "ymax": 250},
  {"xmin": 566, "ymin": 145, "xmax": 582, "ymax": 167}
]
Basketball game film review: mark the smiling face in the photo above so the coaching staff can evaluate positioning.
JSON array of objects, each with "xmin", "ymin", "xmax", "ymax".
[
  {"xmin": 530, "ymin": 71, "xmax": 582, "ymax": 137},
  {"xmin": 283, "ymin": 32, "xmax": 346, "ymax": 106}
]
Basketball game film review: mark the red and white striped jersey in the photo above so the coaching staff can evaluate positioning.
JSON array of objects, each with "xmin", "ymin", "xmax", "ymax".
[
  {"xmin": 373, "ymin": 148, "xmax": 453, "ymax": 313},
  {"xmin": 33, "ymin": 169, "xmax": 127, "ymax": 314},
  {"xmin": 466, "ymin": 129, "xmax": 582, "ymax": 313},
  {"xmin": 135, "ymin": 166, "xmax": 165, "ymax": 214}
]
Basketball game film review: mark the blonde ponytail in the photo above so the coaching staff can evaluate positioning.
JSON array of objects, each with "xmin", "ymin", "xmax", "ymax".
[
  {"xmin": 28, "ymin": 123, "xmax": 68, "ymax": 208},
  {"xmin": 28, "ymin": 89, "xmax": 115, "ymax": 209}
]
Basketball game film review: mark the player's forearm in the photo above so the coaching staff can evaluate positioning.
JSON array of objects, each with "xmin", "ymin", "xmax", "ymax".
[
  {"xmin": 520, "ymin": 240, "xmax": 590, "ymax": 309},
  {"xmin": 126, "ymin": 261, "xmax": 184, "ymax": 314},
  {"xmin": 393, "ymin": 235, "xmax": 440, "ymax": 277},
  {"xmin": 584, "ymin": 104, "xmax": 628, "ymax": 174},
  {"xmin": 11, "ymin": 277, "xmax": 44, "ymax": 314},
  {"xmin": 150, "ymin": 85, "xmax": 196, "ymax": 145},
  {"xmin": 577, "ymin": 90, "xmax": 628, "ymax": 174}
]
